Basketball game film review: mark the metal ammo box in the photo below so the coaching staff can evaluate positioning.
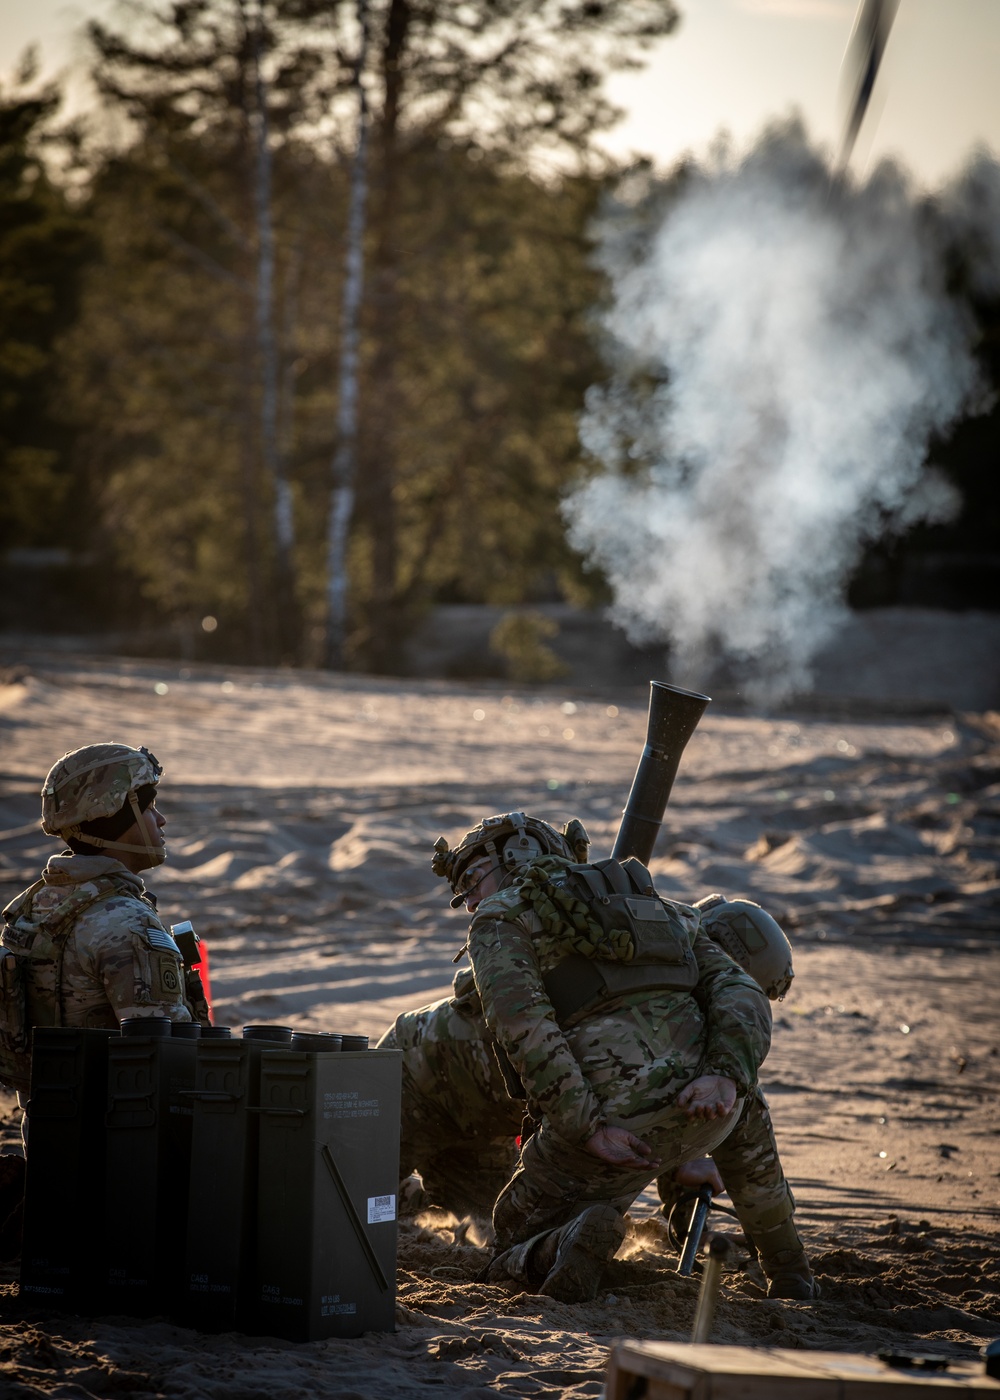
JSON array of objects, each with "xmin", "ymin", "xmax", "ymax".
[
  {"xmin": 103, "ymin": 1023, "xmax": 198, "ymax": 1314},
  {"xmin": 183, "ymin": 1032, "xmax": 289, "ymax": 1330},
  {"xmin": 19, "ymin": 1027, "xmax": 117, "ymax": 1308},
  {"xmin": 255, "ymin": 1046, "xmax": 402, "ymax": 1340}
]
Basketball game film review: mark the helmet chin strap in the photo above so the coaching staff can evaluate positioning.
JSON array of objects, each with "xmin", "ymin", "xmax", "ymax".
[{"xmin": 65, "ymin": 789, "xmax": 166, "ymax": 865}]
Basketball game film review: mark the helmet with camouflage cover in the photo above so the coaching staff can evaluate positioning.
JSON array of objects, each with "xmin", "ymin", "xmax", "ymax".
[
  {"xmin": 695, "ymin": 894, "xmax": 793, "ymax": 1000},
  {"xmin": 41, "ymin": 743, "xmax": 165, "ymax": 864},
  {"xmin": 432, "ymin": 812, "xmax": 590, "ymax": 907}
]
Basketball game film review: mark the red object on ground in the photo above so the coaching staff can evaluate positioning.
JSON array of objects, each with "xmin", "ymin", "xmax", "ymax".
[{"xmin": 194, "ymin": 940, "xmax": 214, "ymax": 1023}]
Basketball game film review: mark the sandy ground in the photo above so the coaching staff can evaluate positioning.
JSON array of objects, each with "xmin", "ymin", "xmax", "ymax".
[{"xmin": 0, "ymin": 650, "xmax": 998, "ymax": 1398}]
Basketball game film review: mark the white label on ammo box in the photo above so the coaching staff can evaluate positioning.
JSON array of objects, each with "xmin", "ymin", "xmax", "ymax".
[{"xmin": 367, "ymin": 1194, "xmax": 396, "ymax": 1224}]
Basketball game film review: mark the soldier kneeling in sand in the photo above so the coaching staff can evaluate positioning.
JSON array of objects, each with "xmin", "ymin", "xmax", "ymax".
[
  {"xmin": 381, "ymin": 812, "xmax": 817, "ymax": 1302},
  {"xmin": 0, "ymin": 743, "xmax": 210, "ymax": 1105}
]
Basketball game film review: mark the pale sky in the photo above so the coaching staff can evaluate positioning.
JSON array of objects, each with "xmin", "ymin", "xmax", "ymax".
[{"xmin": 2, "ymin": 0, "xmax": 999, "ymax": 188}]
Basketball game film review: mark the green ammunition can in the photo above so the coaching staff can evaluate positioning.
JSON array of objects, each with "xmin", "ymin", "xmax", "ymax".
[
  {"xmin": 183, "ymin": 1034, "xmax": 289, "ymax": 1330},
  {"xmin": 19, "ymin": 1027, "xmax": 117, "ymax": 1308},
  {"xmin": 103, "ymin": 1030, "xmax": 198, "ymax": 1314},
  {"xmin": 255, "ymin": 1047, "xmax": 402, "ymax": 1340}
]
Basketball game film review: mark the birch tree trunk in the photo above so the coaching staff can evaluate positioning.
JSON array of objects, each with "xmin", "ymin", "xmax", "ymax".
[
  {"xmin": 323, "ymin": 0, "xmax": 371, "ymax": 669},
  {"xmin": 357, "ymin": 0, "xmax": 408, "ymax": 672},
  {"xmin": 251, "ymin": 3, "xmax": 298, "ymax": 658}
]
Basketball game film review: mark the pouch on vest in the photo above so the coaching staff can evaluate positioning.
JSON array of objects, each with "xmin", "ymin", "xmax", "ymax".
[
  {"xmin": 0, "ymin": 949, "xmax": 33, "ymax": 1093},
  {"xmin": 543, "ymin": 858, "xmax": 698, "ymax": 1025}
]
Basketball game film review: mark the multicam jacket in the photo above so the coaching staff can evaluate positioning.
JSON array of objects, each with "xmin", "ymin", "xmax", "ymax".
[
  {"xmin": 384, "ymin": 966, "xmax": 523, "ymax": 1143},
  {"xmin": 1, "ymin": 852, "xmax": 196, "ymax": 1030},
  {"xmin": 467, "ymin": 883, "xmax": 772, "ymax": 1147}
]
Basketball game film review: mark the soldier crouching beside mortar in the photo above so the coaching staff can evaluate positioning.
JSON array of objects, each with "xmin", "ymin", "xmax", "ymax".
[
  {"xmin": 379, "ymin": 887, "xmax": 784, "ymax": 1220},
  {"xmin": 416, "ymin": 812, "xmax": 817, "ymax": 1303},
  {"xmin": 0, "ymin": 744, "xmax": 210, "ymax": 1114},
  {"xmin": 379, "ymin": 879, "xmax": 806, "ymax": 1291}
]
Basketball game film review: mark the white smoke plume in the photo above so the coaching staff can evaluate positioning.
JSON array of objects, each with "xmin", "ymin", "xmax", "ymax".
[{"xmin": 564, "ymin": 121, "xmax": 999, "ymax": 703}]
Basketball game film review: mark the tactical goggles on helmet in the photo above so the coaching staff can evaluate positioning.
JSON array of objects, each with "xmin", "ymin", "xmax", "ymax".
[
  {"xmin": 452, "ymin": 856, "xmax": 495, "ymax": 902},
  {"xmin": 138, "ymin": 746, "xmax": 163, "ymax": 779}
]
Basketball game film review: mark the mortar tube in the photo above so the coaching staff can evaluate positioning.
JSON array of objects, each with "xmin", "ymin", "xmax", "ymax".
[{"xmin": 611, "ymin": 681, "xmax": 711, "ymax": 865}]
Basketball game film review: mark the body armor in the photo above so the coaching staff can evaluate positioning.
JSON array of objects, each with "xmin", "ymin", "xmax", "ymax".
[{"xmin": 535, "ymin": 857, "xmax": 699, "ymax": 1024}]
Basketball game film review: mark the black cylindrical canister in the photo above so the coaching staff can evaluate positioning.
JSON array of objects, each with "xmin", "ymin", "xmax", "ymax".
[
  {"xmin": 290, "ymin": 1032, "xmax": 344, "ymax": 1051},
  {"xmin": 171, "ymin": 1022, "xmax": 202, "ymax": 1039},
  {"xmin": 121, "ymin": 1017, "xmax": 172, "ymax": 1038},
  {"xmin": 242, "ymin": 1025, "xmax": 294, "ymax": 1043},
  {"xmin": 339, "ymin": 1034, "xmax": 369, "ymax": 1053}
]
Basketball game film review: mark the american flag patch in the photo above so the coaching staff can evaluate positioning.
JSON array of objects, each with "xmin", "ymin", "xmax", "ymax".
[{"xmin": 144, "ymin": 925, "xmax": 181, "ymax": 955}]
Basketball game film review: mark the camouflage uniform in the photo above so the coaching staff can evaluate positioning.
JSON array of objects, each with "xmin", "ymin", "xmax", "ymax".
[
  {"xmin": 381, "ymin": 954, "xmax": 803, "ymax": 1279},
  {"xmin": 466, "ymin": 882, "xmax": 812, "ymax": 1296},
  {"xmin": 468, "ymin": 885, "xmax": 759, "ymax": 1203},
  {"xmin": 2, "ymin": 852, "xmax": 196, "ymax": 1032},
  {"xmin": 420, "ymin": 813, "xmax": 813, "ymax": 1297},
  {"xmin": 377, "ymin": 966, "xmax": 520, "ymax": 1216},
  {"xmin": 0, "ymin": 744, "xmax": 205, "ymax": 1103}
]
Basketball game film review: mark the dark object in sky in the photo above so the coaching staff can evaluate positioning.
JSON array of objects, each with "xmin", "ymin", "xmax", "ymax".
[{"xmin": 840, "ymin": 0, "xmax": 901, "ymax": 166}]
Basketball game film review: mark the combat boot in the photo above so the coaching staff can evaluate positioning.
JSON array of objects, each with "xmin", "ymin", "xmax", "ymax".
[
  {"xmin": 537, "ymin": 1205, "xmax": 627, "ymax": 1303},
  {"xmin": 398, "ymin": 1174, "xmax": 428, "ymax": 1216},
  {"xmin": 486, "ymin": 1236, "xmax": 538, "ymax": 1289},
  {"xmin": 751, "ymin": 1214, "xmax": 820, "ymax": 1300},
  {"xmin": 761, "ymin": 1245, "xmax": 820, "ymax": 1300},
  {"xmin": 765, "ymin": 1262, "xmax": 820, "ymax": 1299},
  {"xmin": 486, "ymin": 1205, "xmax": 627, "ymax": 1303}
]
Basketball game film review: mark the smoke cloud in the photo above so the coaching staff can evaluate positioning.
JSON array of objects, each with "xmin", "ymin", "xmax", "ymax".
[{"xmin": 564, "ymin": 121, "xmax": 999, "ymax": 703}]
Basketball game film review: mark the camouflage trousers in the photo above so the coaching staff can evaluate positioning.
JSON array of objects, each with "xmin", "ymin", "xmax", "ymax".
[
  {"xmin": 379, "ymin": 1003, "xmax": 522, "ymax": 1217},
  {"xmin": 493, "ymin": 1087, "xmax": 803, "ymax": 1276},
  {"xmin": 660, "ymin": 1088, "xmax": 802, "ymax": 1271}
]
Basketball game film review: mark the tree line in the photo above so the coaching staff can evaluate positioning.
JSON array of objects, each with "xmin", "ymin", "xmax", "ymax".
[
  {"xmin": 3, "ymin": 1, "xmax": 996, "ymax": 673},
  {"xmin": 1, "ymin": 0, "xmax": 678, "ymax": 669}
]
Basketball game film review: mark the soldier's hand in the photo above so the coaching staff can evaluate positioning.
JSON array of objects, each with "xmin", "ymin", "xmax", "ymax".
[
  {"xmin": 584, "ymin": 1125, "xmax": 658, "ymax": 1169},
  {"xmin": 676, "ymin": 1075, "xmax": 738, "ymax": 1121},
  {"xmin": 674, "ymin": 1156, "xmax": 725, "ymax": 1195}
]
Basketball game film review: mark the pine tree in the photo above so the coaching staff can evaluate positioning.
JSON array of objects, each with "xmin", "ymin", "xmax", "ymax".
[{"xmin": 0, "ymin": 62, "xmax": 95, "ymax": 549}]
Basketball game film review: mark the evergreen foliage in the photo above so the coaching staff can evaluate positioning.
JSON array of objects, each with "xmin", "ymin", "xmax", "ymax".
[
  {"xmin": 58, "ymin": 0, "xmax": 679, "ymax": 664},
  {"xmin": 0, "ymin": 69, "xmax": 95, "ymax": 549},
  {"xmin": 5, "ymin": 2, "xmax": 996, "ymax": 662}
]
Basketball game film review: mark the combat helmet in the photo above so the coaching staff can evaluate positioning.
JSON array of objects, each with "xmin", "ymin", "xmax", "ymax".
[
  {"xmin": 695, "ymin": 894, "xmax": 793, "ymax": 1000},
  {"xmin": 41, "ymin": 743, "xmax": 165, "ymax": 865},
  {"xmin": 433, "ymin": 812, "xmax": 590, "ymax": 907}
]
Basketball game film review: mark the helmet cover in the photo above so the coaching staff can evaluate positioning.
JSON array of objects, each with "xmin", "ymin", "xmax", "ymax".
[
  {"xmin": 695, "ymin": 893, "xmax": 794, "ymax": 1000},
  {"xmin": 41, "ymin": 743, "xmax": 163, "ymax": 837},
  {"xmin": 432, "ymin": 812, "xmax": 589, "ymax": 904}
]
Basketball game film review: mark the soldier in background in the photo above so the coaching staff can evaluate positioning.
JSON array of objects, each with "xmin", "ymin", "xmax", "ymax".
[
  {"xmin": 0, "ymin": 743, "xmax": 208, "ymax": 1103},
  {"xmin": 381, "ymin": 962, "xmax": 725, "ymax": 1223},
  {"xmin": 379, "ymin": 966, "xmax": 522, "ymax": 1219},
  {"xmin": 423, "ymin": 813, "xmax": 817, "ymax": 1302}
]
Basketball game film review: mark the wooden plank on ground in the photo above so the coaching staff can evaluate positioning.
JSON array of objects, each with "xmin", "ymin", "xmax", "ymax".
[{"xmin": 605, "ymin": 1342, "xmax": 1000, "ymax": 1400}]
